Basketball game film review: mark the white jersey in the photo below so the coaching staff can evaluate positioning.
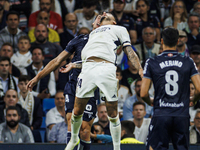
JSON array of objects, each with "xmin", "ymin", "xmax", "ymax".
[{"xmin": 81, "ymin": 25, "xmax": 131, "ymax": 64}]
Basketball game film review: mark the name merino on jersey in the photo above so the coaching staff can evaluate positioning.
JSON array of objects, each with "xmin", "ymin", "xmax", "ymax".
[
  {"xmin": 81, "ymin": 25, "xmax": 131, "ymax": 64},
  {"xmin": 159, "ymin": 60, "xmax": 183, "ymax": 69},
  {"xmin": 143, "ymin": 51, "xmax": 198, "ymax": 117}
]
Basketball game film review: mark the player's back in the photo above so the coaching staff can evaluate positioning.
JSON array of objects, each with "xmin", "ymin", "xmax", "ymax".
[{"xmin": 144, "ymin": 50, "xmax": 198, "ymax": 117}]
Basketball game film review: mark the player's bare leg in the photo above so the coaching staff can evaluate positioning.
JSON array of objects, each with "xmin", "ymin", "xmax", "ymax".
[
  {"xmin": 79, "ymin": 119, "xmax": 94, "ymax": 149},
  {"xmin": 106, "ymin": 101, "xmax": 121, "ymax": 150},
  {"xmin": 65, "ymin": 97, "xmax": 89, "ymax": 150}
]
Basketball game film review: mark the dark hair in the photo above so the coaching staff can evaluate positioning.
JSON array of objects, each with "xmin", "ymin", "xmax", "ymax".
[
  {"xmin": 18, "ymin": 36, "xmax": 31, "ymax": 43},
  {"xmin": 135, "ymin": 77, "xmax": 142, "ymax": 86},
  {"xmin": 91, "ymin": 122, "xmax": 104, "ymax": 133},
  {"xmin": 0, "ymin": 56, "xmax": 10, "ymax": 64},
  {"xmin": 31, "ymin": 47, "xmax": 45, "ymax": 56},
  {"xmin": 136, "ymin": 0, "xmax": 149, "ymax": 9},
  {"xmin": 82, "ymin": 0, "xmax": 98, "ymax": 8},
  {"xmin": 116, "ymin": 66, "xmax": 122, "ymax": 74},
  {"xmin": 18, "ymin": 75, "xmax": 31, "ymax": 82},
  {"xmin": 162, "ymin": 27, "xmax": 179, "ymax": 47},
  {"xmin": 188, "ymin": 12, "xmax": 200, "ymax": 21},
  {"xmin": 6, "ymin": 106, "xmax": 21, "ymax": 116},
  {"xmin": 6, "ymin": 11, "xmax": 20, "ymax": 20},
  {"xmin": 133, "ymin": 101, "xmax": 146, "ymax": 110},
  {"xmin": 121, "ymin": 121, "xmax": 135, "ymax": 134},
  {"xmin": 1, "ymin": 42, "xmax": 13, "ymax": 50},
  {"xmin": 39, "ymin": 0, "xmax": 53, "ymax": 3}
]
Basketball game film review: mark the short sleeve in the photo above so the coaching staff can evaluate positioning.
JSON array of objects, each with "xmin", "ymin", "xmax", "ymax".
[
  {"xmin": 116, "ymin": 26, "xmax": 131, "ymax": 47},
  {"xmin": 143, "ymin": 58, "xmax": 152, "ymax": 79},
  {"xmin": 64, "ymin": 35, "xmax": 81, "ymax": 54},
  {"xmin": 46, "ymin": 109, "xmax": 56, "ymax": 127}
]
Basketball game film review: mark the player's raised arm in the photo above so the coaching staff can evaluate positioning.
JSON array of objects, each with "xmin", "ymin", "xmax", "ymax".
[
  {"xmin": 123, "ymin": 46, "xmax": 143, "ymax": 77},
  {"xmin": 27, "ymin": 50, "xmax": 71, "ymax": 91}
]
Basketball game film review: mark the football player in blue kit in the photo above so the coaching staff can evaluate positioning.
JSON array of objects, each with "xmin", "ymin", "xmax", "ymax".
[
  {"xmin": 27, "ymin": 14, "xmax": 106, "ymax": 150},
  {"xmin": 141, "ymin": 27, "xmax": 200, "ymax": 150}
]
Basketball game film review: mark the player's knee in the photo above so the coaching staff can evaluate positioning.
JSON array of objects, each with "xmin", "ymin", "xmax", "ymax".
[
  {"xmin": 108, "ymin": 115, "xmax": 119, "ymax": 123},
  {"xmin": 107, "ymin": 112, "xmax": 118, "ymax": 119}
]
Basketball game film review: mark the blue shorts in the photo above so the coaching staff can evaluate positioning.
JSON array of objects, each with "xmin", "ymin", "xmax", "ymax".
[
  {"xmin": 146, "ymin": 116, "xmax": 189, "ymax": 150},
  {"xmin": 64, "ymin": 80, "xmax": 98, "ymax": 122}
]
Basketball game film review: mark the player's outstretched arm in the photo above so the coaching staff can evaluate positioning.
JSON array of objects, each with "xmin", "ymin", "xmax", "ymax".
[
  {"xmin": 123, "ymin": 46, "xmax": 143, "ymax": 77},
  {"xmin": 140, "ymin": 78, "xmax": 153, "ymax": 105},
  {"xmin": 191, "ymin": 74, "xmax": 200, "ymax": 103},
  {"xmin": 59, "ymin": 62, "xmax": 82, "ymax": 73},
  {"xmin": 27, "ymin": 50, "xmax": 71, "ymax": 91}
]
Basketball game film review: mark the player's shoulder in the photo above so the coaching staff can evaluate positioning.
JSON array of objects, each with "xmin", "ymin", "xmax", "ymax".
[{"xmin": 69, "ymin": 34, "xmax": 88, "ymax": 44}]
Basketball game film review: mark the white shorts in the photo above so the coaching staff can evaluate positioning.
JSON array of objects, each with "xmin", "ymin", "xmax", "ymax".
[{"xmin": 76, "ymin": 61, "xmax": 118, "ymax": 102}]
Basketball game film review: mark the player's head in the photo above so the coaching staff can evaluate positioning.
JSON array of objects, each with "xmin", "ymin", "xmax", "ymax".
[
  {"xmin": 121, "ymin": 120, "xmax": 135, "ymax": 138},
  {"xmin": 100, "ymin": 13, "xmax": 116, "ymax": 26},
  {"xmin": 161, "ymin": 27, "xmax": 179, "ymax": 49}
]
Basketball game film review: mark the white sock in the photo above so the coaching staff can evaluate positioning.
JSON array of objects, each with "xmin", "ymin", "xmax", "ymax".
[
  {"xmin": 65, "ymin": 111, "xmax": 82, "ymax": 150},
  {"xmin": 71, "ymin": 111, "xmax": 82, "ymax": 142},
  {"xmin": 108, "ymin": 115, "xmax": 121, "ymax": 150}
]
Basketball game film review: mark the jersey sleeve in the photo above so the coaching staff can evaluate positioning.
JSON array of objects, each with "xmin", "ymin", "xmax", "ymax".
[
  {"xmin": 189, "ymin": 57, "xmax": 198, "ymax": 77},
  {"xmin": 116, "ymin": 26, "xmax": 131, "ymax": 47},
  {"xmin": 64, "ymin": 37, "xmax": 77, "ymax": 54},
  {"xmin": 143, "ymin": 58, "xmax": 152, "ymax": 79}
]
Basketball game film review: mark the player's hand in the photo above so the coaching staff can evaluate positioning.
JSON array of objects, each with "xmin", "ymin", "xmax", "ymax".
[
  {"xmin": 59, "ymin": 63, "xmax": 74, "ymax": 73},
  {"xmin": 92, "ymin": 12, "xmax": 107, "ymax": 30},
  {"xmin": 26, "ymin": 77, "xmax": 39, "ymax": 91},
  {"xmin": 139, "ymin": 68, "xmax": 143, "ymax": 78}
]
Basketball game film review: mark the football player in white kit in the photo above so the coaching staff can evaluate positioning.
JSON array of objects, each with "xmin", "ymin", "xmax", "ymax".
[{"xmin": 61, "ymin": 13, "xmax": 143, "ymax": 150}]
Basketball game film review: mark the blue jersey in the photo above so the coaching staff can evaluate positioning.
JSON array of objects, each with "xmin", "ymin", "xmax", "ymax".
[
  {"xmin": 64, "ymin": 34, "xmax": 89, "ymax": 81},
  {"xmin": 143, "ymin": 50, "xmax": 198, "ymax": 117}
]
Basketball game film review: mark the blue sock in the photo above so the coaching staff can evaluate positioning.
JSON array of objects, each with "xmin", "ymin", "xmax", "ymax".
[
  {"xmin": 67, "ymin": 132, "xmax": 71, "ymax": 144},
  {"xmin": 80, "ymin": 140, "xmax": 91, "ymax": 150},
  {"xmin": 67, "ymin": 131, "xmax": 78, "ymax": 150}
]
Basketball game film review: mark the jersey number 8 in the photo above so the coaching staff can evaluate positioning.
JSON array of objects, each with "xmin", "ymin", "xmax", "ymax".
[{"xmin": 165, "ymin": 70, "xmax": 178, "ymax": 96}]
